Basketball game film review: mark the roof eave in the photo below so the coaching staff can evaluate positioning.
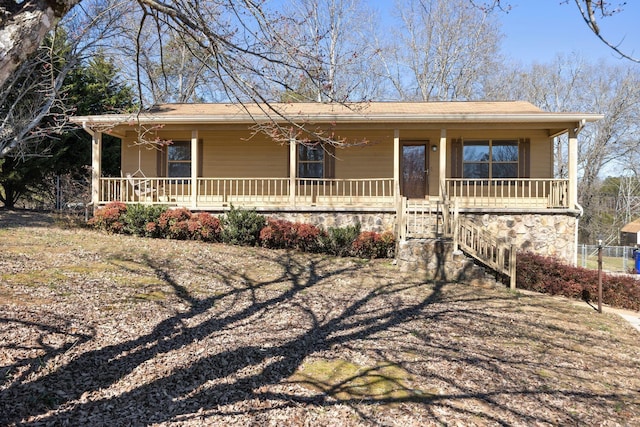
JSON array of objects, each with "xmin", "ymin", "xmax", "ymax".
[{"xmin": 71, "ymin": 112, "xmax": 604, "ymax": 127}]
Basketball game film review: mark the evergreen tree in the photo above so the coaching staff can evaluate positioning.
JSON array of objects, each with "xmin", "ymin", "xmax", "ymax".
[{"xmin": 0, "ymin": 49, "xmax": 135, "ymax": 208}]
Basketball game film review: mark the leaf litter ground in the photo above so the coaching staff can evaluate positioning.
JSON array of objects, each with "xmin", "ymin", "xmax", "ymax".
[{"xmin": 0, "ymin": 210, "xmax": 639, "ymax": 426}]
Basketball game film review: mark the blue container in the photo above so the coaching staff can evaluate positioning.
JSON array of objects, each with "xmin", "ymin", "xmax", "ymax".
[{"xmin": 634, "ymin": 249, "xmax": 640, "ymax": 274}]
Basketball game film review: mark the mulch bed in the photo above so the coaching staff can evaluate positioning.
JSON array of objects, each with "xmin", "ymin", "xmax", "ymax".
[{"xmin": 1, "ymin": 210, "xmax": 639, "ymax": 426}]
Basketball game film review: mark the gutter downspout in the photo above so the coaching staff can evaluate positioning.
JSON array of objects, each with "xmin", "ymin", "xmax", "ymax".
[
  {"xmin": 574, "ymin": 202, "xmax": 584, "ymax": 267},
  {"xmin": 82, "ymin": 121, "xmax": 95, "ymax": 137},
  {"xmin": 571, "ymin": 120, "xmax": 586, "ymax": 267}
]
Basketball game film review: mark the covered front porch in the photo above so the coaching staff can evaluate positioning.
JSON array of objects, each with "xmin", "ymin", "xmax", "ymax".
[
  {"xmin": 95, "ymin": 175, "xmax": 570, "ymax": 212},
  {"xmin": 86, "ymin": 117, "xmax": 583, "ymax": 215}
]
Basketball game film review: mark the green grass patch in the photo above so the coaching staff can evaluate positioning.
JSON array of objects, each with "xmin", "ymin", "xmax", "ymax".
[
  {"xmin": 2, "ymin": 270, "xmax": 67, "ymax": 286},
  {"xmin": 289, "ymin": 358, "xmax": 432, "ymax": 402},
  {"xmin": 131, "ymin": 290, "xmax": 167, "ymax": 301}
]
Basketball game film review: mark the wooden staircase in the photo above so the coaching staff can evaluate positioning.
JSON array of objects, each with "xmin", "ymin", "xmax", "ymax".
[{"xmin": 399, "ymin": 198, "xmax": 517, "ymax": 289}]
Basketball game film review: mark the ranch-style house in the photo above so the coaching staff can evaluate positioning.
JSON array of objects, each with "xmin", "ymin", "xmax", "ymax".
[{"xmin": 72, "ymin": 101, "xmax": 602, "ymax": 270}]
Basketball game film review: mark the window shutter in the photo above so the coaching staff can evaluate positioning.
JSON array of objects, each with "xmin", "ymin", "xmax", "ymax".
[
  {"xmin": 198, "ymin": 139, "xmax": 203, "ymax": 176},
  {"xmin": 156, "ymin": 146, "xmax": 167, "ymax": 177},
  {"xmin": 324, "ymin": 144, "xmax": 336, "ymax": 179},
  {"xmin": 519, "ymin": 138, "xmax": 530, "ymax": 178},
  {"xmin": 451, "ymin": 139, "xmax": 463, "ymax": 178},
  {"xmin": 287, "ymin": 142, "xmax": 292, "ymax": 178}
]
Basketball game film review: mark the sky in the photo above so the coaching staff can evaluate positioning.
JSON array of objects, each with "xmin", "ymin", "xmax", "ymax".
[
  {"xmin": 498, "ymin": 0, "xmax": 640, "ymax": 64},
  {"xmin": 268, "ymin": 0, "xmax": 639, "ymax": 65},
  {"xmin": 369, "ymin": 0, "xmax": 640, "ymax": 65}
]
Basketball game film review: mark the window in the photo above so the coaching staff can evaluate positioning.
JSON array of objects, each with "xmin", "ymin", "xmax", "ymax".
[
  {"xmin": 462, "ymin": 140, "xmax": 518, "ymax": 179},
  {"xmin": 297, "ymin": 144, "xmax": 324, "ymax": 178},
  {"xmin": 167, "ymin": 141, "xmax": 191, "ymax": 178}
]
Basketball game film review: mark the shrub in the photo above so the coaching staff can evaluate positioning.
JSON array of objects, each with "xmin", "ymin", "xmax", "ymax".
[
  {"xmin": 517, "ymin": 252, "xmax": 640, "ymax": 311},
  {"xmin": 260, "ymin": 219, "xmax": 296, "ymax": 249},
  {"xmin": 319, "ymin": 223, "xmax": 361, "ymax": 257},
  {"xmin": 122, "ymin": 204, "xmax": 167, "ymax": 237},
  {"xmin": 157, "ymin": 208, "xmax": 192, "ymax": 240},
  {"xmin": 352, "ymin": 231, "xmax": 396, "ymax": 259},
  {"xmin": 87, "ymin": 202, "xmax": 127, "ymax": 233},
  {"xmin": 221, "ymin": 205, "xmax": 266, "ymax": 246},
  {"xmin": 259, "ymin": 219, "xmax": 322, "ymax": 252},
  {"xmin": 192, "ymin": 212, "xmax": 222, "ymax": 242},
  {"xmin": 293, "ymin": 222, "xmax": 322, "ymax": 252}
]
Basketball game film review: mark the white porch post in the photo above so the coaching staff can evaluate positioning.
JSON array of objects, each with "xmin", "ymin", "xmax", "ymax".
[
  {"xmin": 568, "ymin": 128, "xmax": 578, "ymax": 209},
  {"xmin": 439, "ymin": 128, "xmax": 447, "ymax": 200},
  {"xmin": 91, "ymin": 130, "xmax": 102, "ymax": 208},
  {"xmin": 394, "ymin": 129, "xmax": 404, "ymax": 239},
  {"xmin": 191, "ymin": 130, "xmax": 198, "ymax": 209},
  {"xmin": 393, "ymin": 129, "xmax": 400, "ymax": 199},
  {"xmin": 289, "ymin": 138, "xmax": 297, "ymax": 206}
]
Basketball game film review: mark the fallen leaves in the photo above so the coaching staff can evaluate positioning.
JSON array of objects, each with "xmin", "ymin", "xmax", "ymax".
[{"xmin": 0, "ymin": 210, "xmax": 639, "ymax": 426}]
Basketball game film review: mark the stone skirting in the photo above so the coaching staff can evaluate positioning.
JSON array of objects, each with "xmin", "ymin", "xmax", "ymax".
[
  {"xmin": 395, "ymin": 213, "xmax": 577, "ymax": 287},
  {"xmin": 459, "ymin": 212, "xmax": 577, "ymax": 264},
  {"xmin": 250, "ymin": 211, "xmax": 577, "ymax": 264},
  {"xmin": 396, "ymin": 239, "xmax": 499, "ymax": 286},
  {"xmin": 264, "ymin": 211, "xmax": 397, "ymax": 233}
]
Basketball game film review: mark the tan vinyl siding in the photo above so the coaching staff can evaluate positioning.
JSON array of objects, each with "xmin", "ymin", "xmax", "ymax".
[
  {"xmin": 121, "ymin": 133, "xmax": 161, "ymax": 176},
  {"xmin": 120, "ymin": 127, "xmax": 554, "ymax": 181},
  {"xmin": 333, "ymin": 130, "xmax": 394, "ymax": 179},
  {"xmin": 199, "ymin": 130, "xmax": 287, "ymax": 178},
  {"xmin": 528, "ymin": 136, "xmax": 553, "ymax": 178}
]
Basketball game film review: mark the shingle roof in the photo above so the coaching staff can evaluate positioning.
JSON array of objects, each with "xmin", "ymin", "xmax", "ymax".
[
  {"xmin": 621, "ymin": 219, "xmax": 640, "ymax": 233},
  {"xmin": 145, "ymin": 101, "xmax": 545, "ymax": 116},
  {"xmin": 70, "ymin": 101, "xmax": 603, "ymax": 127}
]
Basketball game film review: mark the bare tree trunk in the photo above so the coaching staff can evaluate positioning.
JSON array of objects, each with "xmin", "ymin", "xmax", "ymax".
[{"xmin": 0, "ymin": 0, "xmax": 80, "ymax": 86}]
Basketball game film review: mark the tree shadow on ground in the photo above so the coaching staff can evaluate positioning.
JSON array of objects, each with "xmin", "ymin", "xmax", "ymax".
[
  {"xmin": 0, "ymin": 209, "xmax": 56, "ymax": 229},
  {"xmin": 0, "ymin": 248, "xmax": 636, "ymax": 426}
]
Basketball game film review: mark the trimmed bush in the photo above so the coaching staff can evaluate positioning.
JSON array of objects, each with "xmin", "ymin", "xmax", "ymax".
[
  {"xmin": 87, "ymin": 201, "xmax": 127, "ymax": 233},
  {"xmin": 517, "ymin": 252, "xmax": 640, "ymax": 311},
  {"xmin": 122, "ymin": 204, "xmax": 167, "ymax": 237},
  {"xmin": 157, "ymin": 208, "xmax": 193, "ymax": 240},
  {"xmin": 319, "ymin": 224, "xmax": 361, "ymax": 257},
  {"xmin": 352, "ymin": 231, "xmax": 396, "ymax": 259},
  {"xmin": 294, "ymin": 223, "xmax": 322, "ymax": 252},
  {"xmin": 146, "ymin": 210, "xmax": 221, "ymax": 241},
  {"xmin": 259, "ymin": 219, "xmax": 322, "ymax": 252},
  {"xmin": 194, "ymin": 212, "xmax": 222, "ymax": 242},
  {"xmin": 221, "ymin": 205, "xmax": 266, "ymax": 246},
  {"xmin": 260, "ymin": 219, "xmax": 296, "ymax": 249},
  {"xmin": 88, "ymin": 205, "xmax": 395, "ymax": 260}
]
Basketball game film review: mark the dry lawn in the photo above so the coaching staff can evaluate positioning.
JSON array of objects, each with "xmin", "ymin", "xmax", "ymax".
[{"xmin": 1, "ymin": 210, "xmax": 639, "ymax": 426}]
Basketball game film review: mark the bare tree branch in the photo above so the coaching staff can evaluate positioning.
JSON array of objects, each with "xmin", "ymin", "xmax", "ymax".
[{"xmin": 571, "ymin": 1, "xmax": 637, "ymax": 62}]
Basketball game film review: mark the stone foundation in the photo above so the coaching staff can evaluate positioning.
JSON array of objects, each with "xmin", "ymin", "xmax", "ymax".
[
  {"xmin": 460, "ymin": 213, "xmax": 577, "ymax": 264},
  {"xmin": 396, "ymin": 212, "xmax": 577, "ymax": 286},
  {"xmin": 214, "ymin": 208, "xmax": 577, "ymax": 270},
  {"xmin": 265, "ymin": 211, "xmax": 397, "ymax": 233},
  {"xmin": 211, "ymin": 209, "xmax": 575, "ymax": 263},
  {"xmin": 396, "ymin": 239, "xmax": 499, "ymax": 286}
]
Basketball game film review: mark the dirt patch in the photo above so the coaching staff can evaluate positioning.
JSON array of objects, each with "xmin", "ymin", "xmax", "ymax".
[{"xmin": 1, "ymin": 214, "xmax": 639, "ymax": 426}]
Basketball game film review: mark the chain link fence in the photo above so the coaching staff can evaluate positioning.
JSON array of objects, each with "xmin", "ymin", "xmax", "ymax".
[
  {"xmin": 8, "ymin": 173, "xmax": 91, "ymax": 216},
  {"xmin": 577, "ymin": 244, "xmax": 640, "ymax": 274},
  {"xmin": 54, "ymin": 174, "xmax": 91, "ymax": 213}
]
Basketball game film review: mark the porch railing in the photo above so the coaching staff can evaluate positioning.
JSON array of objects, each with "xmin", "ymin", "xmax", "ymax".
[
  {"xmin": 97, "ymin": 177, "xmax": 395, "ymax": 208},
  {"xmin": 401, "ymin": 199, "xmax": 517, "ymax": 288},
  {"xmin": 444, "ymin": 178, "xmax": 568, "ymax": 209},
  {"xmin": 296, "ymin": 178, "xmax": 395, "ymax": 206},
  {"xmin": 400, "ymin": 198, "xmax": 450, "ymax": 240},
  {"xmin": 454, "ymin": 217, "xmax": 517, "ymax": 289}
]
